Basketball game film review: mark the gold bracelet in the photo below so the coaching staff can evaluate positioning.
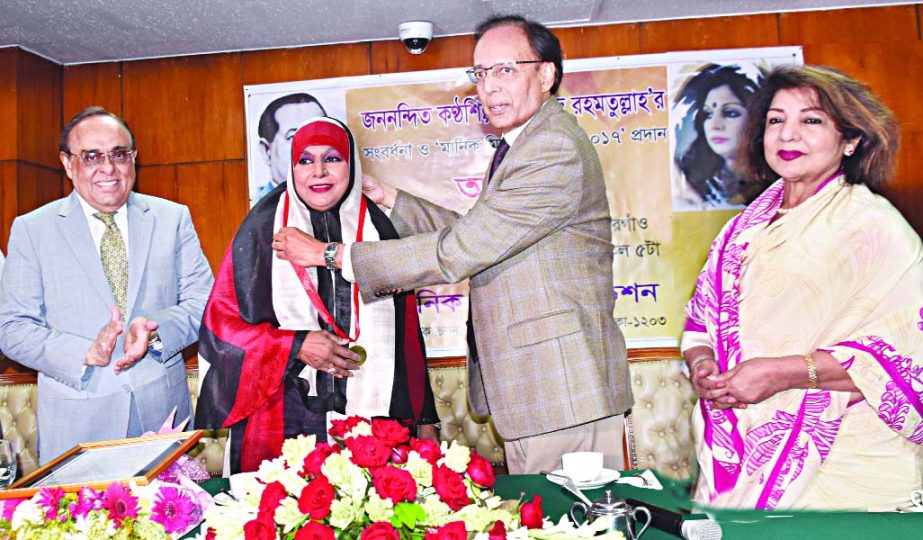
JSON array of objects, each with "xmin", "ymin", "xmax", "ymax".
[
  {"xmin": 690, "ymin": 355, "xmax": 714, "ymax": 369},
  {"xmin": 804, "ymin": 353, "xmax": 818, "ymax": 390}
]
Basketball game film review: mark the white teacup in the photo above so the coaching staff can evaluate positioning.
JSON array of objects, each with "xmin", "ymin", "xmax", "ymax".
[
  {"xmin": 561, "ymin": 451, "xmax": 603, "ymax": 483},
  {"xmin": 911, "ymin": 490, "xmax": 923, "ymax": 509}
]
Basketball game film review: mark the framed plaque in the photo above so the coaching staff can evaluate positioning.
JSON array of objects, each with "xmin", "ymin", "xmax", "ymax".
[{"xmin": 0, "ymin": 431, "xmax": 202, "ymax": 499}]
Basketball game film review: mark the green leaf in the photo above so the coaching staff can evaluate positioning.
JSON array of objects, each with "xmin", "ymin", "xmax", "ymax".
[{"xmin": 392, "ymin": 502, "xmax": 425, "ymax": 529}]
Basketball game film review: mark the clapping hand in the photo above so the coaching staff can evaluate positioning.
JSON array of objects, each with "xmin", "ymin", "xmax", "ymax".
[
  {"xmin": 85, "ymin": 306, "xmax": 124, "ymax": 367},
  {"xmin": 115, "ymin": 317, "xmax": 159, "ymax": 372}
]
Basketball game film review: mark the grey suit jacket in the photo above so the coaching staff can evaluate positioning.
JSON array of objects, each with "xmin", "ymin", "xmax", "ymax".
[
  {"xmin": 0, "ymin": 191, "xmax": 214, "ymax": 463},
  {"xmin": 352, "ymin": 99, "xmax": 632, "ymax": 440}
]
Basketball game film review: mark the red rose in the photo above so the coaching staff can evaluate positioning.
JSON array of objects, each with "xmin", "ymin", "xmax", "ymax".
[
  {"xmin": 329, "ymin": 416, "xmax": 368, "ymax": 439},
  {"xmin": 371, "ymin": 465, "xmax": 417, "ymax": 503},
  {"xmin": 257, "ymin": 481, "xmax": 288, "ymax": 517},
  {"xmin": 294, "ymin": 520, "xmax": 336, "ymax": 540},
  {"xmin": 488, "ymin": 520, "xmax": 507, "ymax": 539},
  {"xmin": 298, "ymin": 475, "xmax": 335, "ymax": 520},
  {"xmin": 520, "ymin": 494, "xmax": 543, "ymax": 529},
  {"xmin": 410, "ymin": 438, "xmax": 442, "ymax": 465},
  {"xmin": 243, "ymin": 514, "xmax": 276, "ymax": 540},
  {"xmin": 424, "ymin": 521, "xmax": 467, "ymax": 540},
  {"xmin": 301, "ymin": 443, "xmax": 338, "ymax": 477},
  {"xmin": 391, "ymin": 444, "xmax": 411, "ymax": 464},
  {"xmin": 466, "ymin": 451, "xmax": 495, "ymax": 488},
  {"xmin": 424, "ymin": 521, "xmax": 468, "ymax": 540},
  {"xmin": 345, "ymin": 435, "xmax": 391, "ymax": 468},
  {"xmin": 371, "ymin": 418, "xmax": 410, "ymax": 447},
  {"xmin": 360, "ymin": 522, "xmax": 401, "ymax": 540},
  {"xmin": 431, "ymin": 465, "xmax": 470, "ymax": 511}
]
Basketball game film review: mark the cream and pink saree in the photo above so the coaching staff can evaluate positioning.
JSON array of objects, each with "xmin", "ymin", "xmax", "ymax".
[{"xmin": 683, "ymin": 175, "xmax": 923, "ymax": 510}]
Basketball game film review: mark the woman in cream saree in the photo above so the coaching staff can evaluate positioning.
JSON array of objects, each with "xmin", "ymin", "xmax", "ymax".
[{"xmin": 682, "ymin": 65, "xmax": 922, "ymax": 511}]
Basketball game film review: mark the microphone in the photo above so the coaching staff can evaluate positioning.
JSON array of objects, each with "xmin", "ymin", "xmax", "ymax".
[{"xmin": 625, "ymin": 499, "xmax": 722, "ymax": 540}]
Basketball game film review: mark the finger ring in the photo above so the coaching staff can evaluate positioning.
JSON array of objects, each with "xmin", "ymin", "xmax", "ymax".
[{"xmin": 327, "ymin": 367, "xmax": 336, "ymax": 375}]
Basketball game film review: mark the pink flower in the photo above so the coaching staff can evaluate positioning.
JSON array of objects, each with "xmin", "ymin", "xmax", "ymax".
[
  {"xmin": 466, "ymin": 452, "xmax": 495, "ymax": 489},
  {"xmin": 37, "ymin": 487, "xmax": 66, "ymax": 522},
  {"xmin": 102, "ymin": 482, "xmax": 140, "ymax": 526},
  {"xmin": 391, "ymin": 444, "xmax": 411, "ymax": 464},
  {"xmin": 151, "ymin": 486, "xmax": 198, "ymax": 534},
  {"xmin": 69, "ymin": 487, "xmax": 103, "ymax": 519},
  {"xmin": 1, "ymin": 499, "xmax": 26, "ymax": 522}
]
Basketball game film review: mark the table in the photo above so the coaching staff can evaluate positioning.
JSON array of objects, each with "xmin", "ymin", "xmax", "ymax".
[{"xmin": 193, "ymin": 473, "xmax": 922, "ymax": 539}]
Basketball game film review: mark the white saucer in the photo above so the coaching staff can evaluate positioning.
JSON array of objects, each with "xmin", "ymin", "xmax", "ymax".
[{"xmin": 547, "ymin": 468, "xmax": 620, "ymax": 489}]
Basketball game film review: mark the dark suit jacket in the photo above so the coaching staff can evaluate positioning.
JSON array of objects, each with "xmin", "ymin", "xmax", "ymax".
[{"xmin": 351, "ymin": 99, "xmax": 632, "ymax": 439}]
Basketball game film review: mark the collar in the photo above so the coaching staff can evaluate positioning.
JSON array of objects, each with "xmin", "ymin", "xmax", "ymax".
[
  {"xmin": 74, "ymin": 191, "xmax": 128, "ymax": 220},
  {"xmin": 501, "ymin": 99, "xmax": 549, "ymax": 146}
]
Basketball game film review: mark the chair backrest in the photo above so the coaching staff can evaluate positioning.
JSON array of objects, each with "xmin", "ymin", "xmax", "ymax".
[
  {"xmin": 624, "ymin": 357, "xmax": 698, "ymax": 480},
  {"xmin": 0, "ymin": 384, "xmax": 40, "ymax": 476}
]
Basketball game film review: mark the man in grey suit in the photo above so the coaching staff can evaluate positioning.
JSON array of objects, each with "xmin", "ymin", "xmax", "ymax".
[
  {"xmin": 272, "ymin": 16, "xmax": 632, "ymax": 474},
  {"xmin": 0, "ymin": 107, "xmax": 214, "ymax": 464}
]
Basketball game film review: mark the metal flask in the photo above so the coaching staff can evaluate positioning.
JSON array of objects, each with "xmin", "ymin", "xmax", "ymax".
[{"xmin": 569, "ymin": 490, "xmax": 652, "ymax": 539}]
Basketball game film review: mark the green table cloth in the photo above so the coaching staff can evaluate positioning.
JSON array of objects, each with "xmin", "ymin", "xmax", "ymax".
[{"xmin": 192, "ymin": 472, "xmax": 922, "ymax": 539}]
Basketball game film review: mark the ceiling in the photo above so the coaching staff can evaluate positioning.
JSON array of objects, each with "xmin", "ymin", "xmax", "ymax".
[{"xmin": 0, "ymin": 0, "xmax": 913, "ymax": 65}]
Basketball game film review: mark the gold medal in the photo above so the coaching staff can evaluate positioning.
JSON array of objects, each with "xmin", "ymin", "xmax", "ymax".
[{"xmin": 350, "ymin": 345, "xmax": 367, "ymax": 366}]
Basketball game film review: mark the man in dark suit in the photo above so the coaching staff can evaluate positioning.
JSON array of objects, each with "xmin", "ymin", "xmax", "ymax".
[
  {"xmin": 0, "ymin": 107, "xmax": 214, "ymax": 464},
  {"xmin": 272, "ymin": 16, "xmax": 632, "ymax": 474}
]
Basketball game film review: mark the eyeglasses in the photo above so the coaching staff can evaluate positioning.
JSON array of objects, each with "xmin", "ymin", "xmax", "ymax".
[
  {"xmin": 466, "ymin": 60, "xmax": 545, "ymax": 85},
  {"xmin": 65, "ymin": 148, "xmax": 137, "ymax": 168}
]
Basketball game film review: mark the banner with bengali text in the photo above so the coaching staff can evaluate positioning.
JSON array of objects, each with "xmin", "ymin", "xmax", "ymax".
[{"xmin": 244, "ymin": 46, "xmax": 803, "ymax": 354}]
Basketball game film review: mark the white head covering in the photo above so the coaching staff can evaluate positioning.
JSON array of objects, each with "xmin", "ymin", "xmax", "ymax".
[{"xmin": 270, "ymin": 117, "xmax": 395, "ymax": 418}]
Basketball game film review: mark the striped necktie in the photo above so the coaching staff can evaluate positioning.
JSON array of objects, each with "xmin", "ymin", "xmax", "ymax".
[{"xmin": 94, "ymin": 211, "xmax": 128, "ymax": 315}]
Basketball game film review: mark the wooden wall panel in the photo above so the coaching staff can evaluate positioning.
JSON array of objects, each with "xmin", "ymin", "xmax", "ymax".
[
  {"xmin": 640, "ymin": 14, "xmax": 779, "ymax": 54},
  {"xmin": 176, "ymin": 161, "xmax": 248, "ymax": 270},
  {"xmin": 780, "ymin": 5, "xmax": 918, "ymax": 45},
  {"xmin": 122, "ymin": 53, "xmax": 244, "ymax": 165},
  {"xmin": 803, "ymin": 38, "xmax": 923, "ymax": 235},
  {"xmin": 891, "ymin": 131, "xmax": 923, "ymax": 234},
  {"xmin": 135, "ymin": 164, "xmax": 178, "ymax": 202},
  {"xmin": 62, "ymin": 63, "xmax": 122, "ymax": 120},
  {"xmin": 16, "ymin": 52, "xmax": 62, "ymax": 169},
  {"xmin": 16, "ymin": 164, "xmax": 64, "ymax": 215},
  {"xmin": 242, "ymin": 43, "xmax": 370, "ymax": 85},
  {"xmin": 0, "ymin": 163, "xmax": 17, "ymax": 249},
  {"xmin": 556, "ymin": 23, "xmax": 642, "ymax": 59},
  {"xmin": 804, "ymin": 40, "xmax": 923, "ymax": 130},
  {"xmin": 370, "ymin": 35, "xmax": 475, "ymax": 74},
  {"xmin": 0, "ymin": 49, "xmax": 18, "ymax": 162}
]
